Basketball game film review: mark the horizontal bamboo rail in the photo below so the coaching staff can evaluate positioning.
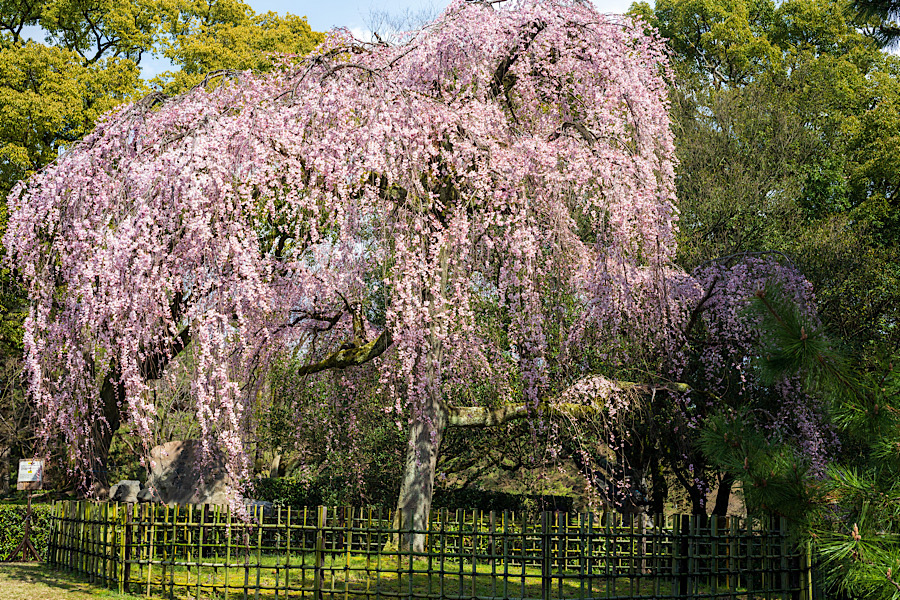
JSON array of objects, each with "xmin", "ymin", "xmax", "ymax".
[{"xmin": 46, "ymin": 502, "xmax": 813, "ymax": 600}]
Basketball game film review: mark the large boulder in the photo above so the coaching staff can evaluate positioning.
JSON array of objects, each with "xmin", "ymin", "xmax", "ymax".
[
  {"xmin": 110, "ymin": 480, "xmax": 142, "ymax": 503},
  {"xmin": 137, "ymin": 487, "xmax": 162, "ymax": 503},
  {"xmin": 147, "ymin": 440, "xmax": 230, "ymax": 505}
]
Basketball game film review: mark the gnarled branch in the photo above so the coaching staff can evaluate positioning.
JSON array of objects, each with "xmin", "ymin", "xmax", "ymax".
[
  {"xmin": 297, "ymin": 328, "xmax": 393, "ymax": 376},
  {"xmin": 448, "ymin": 380, "xmax": 690, "ymax": 427},
  {"xmin": 490, "ymin": 19, "xmax": 547, "ymax": 98}
]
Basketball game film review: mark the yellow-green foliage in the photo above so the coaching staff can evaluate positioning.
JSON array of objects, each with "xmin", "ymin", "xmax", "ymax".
[
  {"xmin": 0, "ymin": 43, "xmax": 142, "ymax": 195},
  {"xmin": 157, "ymin": 0, "xmax": 324, "ymax": 93},
  {"xmin": 0, "ymin": 0, "xmax": 323, "ymax": 353},
  {"xmin": 0, "ymin": 504, "xmax": 53, "ymax": 560}
]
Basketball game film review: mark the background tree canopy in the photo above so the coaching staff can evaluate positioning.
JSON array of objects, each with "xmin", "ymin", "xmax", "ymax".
[{"xmin": 629, "ymin": 0, "xmax": 900, "ymax": 595}]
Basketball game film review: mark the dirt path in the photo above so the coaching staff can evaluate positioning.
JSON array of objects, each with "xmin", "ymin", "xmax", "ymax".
[{"xmin": 0, "ymin": 563, "xmax": 148, "ymax": 600}]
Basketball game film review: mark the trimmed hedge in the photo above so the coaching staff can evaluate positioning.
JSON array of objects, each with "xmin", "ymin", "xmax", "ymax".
[
  {"xmin": 251, "ymin": 477, "xmax": 573, "ymax": 514},
  {"xmin": 0, "ymin": 504, "xmax": 53, "ymax": 560},
  {"xmin": 432, "ymin": 488, "xmax": 574, "ymax": 514}
]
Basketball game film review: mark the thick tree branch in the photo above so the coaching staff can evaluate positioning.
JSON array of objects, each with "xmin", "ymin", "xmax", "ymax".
[
  {"xmin": 547, "ymin": 120, "xmax": 597, "ymax": 145},
  {"xmin": 448, "ymin": 380, "xmax": 691, "ymax": 427},
  {"xmin": 490, "ymin": 19, "xmax": 547, "ymax": 98},
  {"xmin": 139, "ymin": 326, "xmax": 192, "ymax": 380},
  {"xmin": 682, "ymin": 275, "xmax": 718, "ymax": 340},
  {"xmin": 297, "ymin": 328, "xmax": 393, "ymax": 376}
]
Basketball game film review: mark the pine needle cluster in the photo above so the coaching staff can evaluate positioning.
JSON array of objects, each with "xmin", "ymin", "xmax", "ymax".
[{"xmin": 699, "ymin": 283, "xmax": 900, "ymax": 597}]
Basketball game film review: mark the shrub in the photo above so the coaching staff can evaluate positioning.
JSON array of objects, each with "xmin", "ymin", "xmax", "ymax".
[
  {"xmin": 0, "ymin": 503, "xmax": 53, "ymax": 560},
  {"xmin": 250, "ymin": 477, "xmax": 573, "ymax": 515}
]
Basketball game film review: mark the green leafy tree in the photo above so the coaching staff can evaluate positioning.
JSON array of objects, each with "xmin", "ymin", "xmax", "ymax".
[
  {"xmin": 632, "ymin": 0, "xmax": 900, "ymax": 354},
  {"xmin": 156, "ymin": 0, "xmax": 323, "ymax": 93},
  {"xmin": 628, "ymin": 0, "xmax": 900, "ymax": 518}
]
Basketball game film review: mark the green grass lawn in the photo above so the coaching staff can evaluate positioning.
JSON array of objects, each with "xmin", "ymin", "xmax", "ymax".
[
  {"xmin": 3, "ymin": 555, "xmax": 756, "ymax": 600},
  {"xmin": 121, "ymin": 552, "xmax": 693, "ymax": 599},
  {"xmin": 0, "ymin": 562, "xmax": 152, "ymax": 600}
]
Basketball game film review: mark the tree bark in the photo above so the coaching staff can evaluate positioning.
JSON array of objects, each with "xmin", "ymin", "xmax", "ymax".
[
  {"xmin": 394, "ymin": 242, "xmax": 450, "ymax": 552},
  {"xmin": 395, "ymin": 391, "xmax": 448, "ymax": 552},
  {"xmin": 0, "ymin": 446, "xmax": 9, "ymax": 496},
  {"xmin": 712, "ymin": 474, "xmax": 734, "ymax": 516},
  {"xmin": 86, "ymin": 372, "xmax": 124, "ymax": 491},
  {"xmin": 87, "ymin": 324, "xmax": 191, "ymax": 490}
]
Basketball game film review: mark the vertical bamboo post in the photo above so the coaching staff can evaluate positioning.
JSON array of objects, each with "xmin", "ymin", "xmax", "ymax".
[
  {"xmin": 225, "ymin": 504, "xmax": 232, "ymax": 600},
  {"xmin": 501, "ymin": 510, "xmax": 509, "ymax": 600},
  {"xmin": 653, "ymin": 514, "xmax": 662, "ymax": 599},
  {"xmin": 286, "ymin": 505, "xmax": 292, "ymax": 600},
  {"xmin": 197, "ymin": 504, "xmax": 206, "ymax": 600},
  {"xmin": 779, "ymin": 516, "xmax": 790, "ymax": 598},
  {"xmin": 365, "ymin": 507, "xmax": 373, "ymax": 598},
  {"xmin": 124, "ymin": 504, "xmax": 134, "ymax": 594},
  {"xmin": 274, "ymin": 505, "xmax": 281, "ymax": 595},
  {"xmin": 673, "ymin": 514, "xmax": 688, "ymax": 598},
  {"xmin": 343, "ymin": 506, "xmax": 350, "ymax": 600},
  {"xmin": 519, "ymin": 510, "xmax": 526, "ymax": 599},
  {"xmin": 408, "ymin": 508, "xmax": 415, "ymax": 600},
  {"xmin": 489, "ymin": 510, "xmax": 497, "ymax": 599},
  {"xmin": 556, "ymin": 511, "xmax": 563, "ymax": 599},
  {"xmin": 117, "ymin": 504, "xmax": 125, "ymax": 595},
  {"xmin": 802, "ymin": 540, "xmax": 813, "ymax": 600},
  {"xmin": 439, "ymin": 508, "xmax": 447, "ymax": 600},
  {"xmin": 375, "ymin": 506, "xmax": 382, "ymax": 600},
  {"xmin": 730, "ymin": 517, "xmax": 739, "ymax": 595},
  {"xmin": 748, "ymin": 516, "xmax": 756, "ymax": 594},
  {"xmin": 254, "ymin": 506, "xmax": 263, "ymax": 600},
  {"xmin": 76, "ymin": 502, "xmax": 84, "ymax": 575},
  {"xmin": 471, "ymin": 509, "xmax": 478, "ymax": 600},
  {"xmin": 541, "ymin": 511, "xmax": 551, "ymax": 600},
  {"xmin": 147, "ymin": 504, "xmax": 157, "ymax": 598},
  {"xmin": 169, "ymin": 504, "xmax": 177, "ymax": 600},
  {"xmin": 457, "ymin": 509, "xmax": 464, "ymax": 597},
  {"xmin": 242, "ymin": 507, "xmax": 250, "ymax": 600},
  {"xmin": 315, "ymin": 506, "xmax": 325, "ymax": 600}
]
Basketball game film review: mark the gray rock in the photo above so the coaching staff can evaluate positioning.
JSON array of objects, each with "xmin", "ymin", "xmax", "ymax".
[
  {"xmin": 111, "ymin": 480, "xmax": 141, "ymax": 503},
  {"xmin": 147, "ymin": 440, "xmax": 230, "ymax": 505},
  {"xmin": 137, "ymin": 487, "xmax": 162, "ymax": 503}
]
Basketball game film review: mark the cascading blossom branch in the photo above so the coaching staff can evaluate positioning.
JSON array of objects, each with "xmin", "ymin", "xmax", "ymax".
[{"xmin": 5, "ymin": 0, "xmax": 682, "ymax": 510}]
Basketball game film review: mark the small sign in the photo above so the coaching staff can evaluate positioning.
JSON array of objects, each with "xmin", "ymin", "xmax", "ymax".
[{"xmin": 17, "ymin": 459, "xmax": 43, "ymax": 491}]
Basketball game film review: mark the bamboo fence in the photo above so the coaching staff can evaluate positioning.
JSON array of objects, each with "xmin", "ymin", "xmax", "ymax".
[{"xmin": 45, "ymin": 501, "xmax": 813, "ymax": 600}]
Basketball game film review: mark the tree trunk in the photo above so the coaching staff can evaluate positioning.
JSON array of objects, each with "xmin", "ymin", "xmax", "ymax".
[
  {"xmin": 395, "ymin": 392, "xmax": 448, "ymax": 552},
  {"xmin": 395, "ymin": 243, "xmax": 449, "ymax": 552},
  {"xmin": 712, "ymin": 474, "xmax": 734, "ymax": 516},
  {"xmin": 648, "ymin": 452, "xmax": 667, "ymax": 515},
  {"xmin": 87, "ymin": 374, "xmax": 124, "ymax": 491},
  {"xmin": 86, "ymin": 324, "xmax": 190, "ymax": 492},
  {"xmin": 0, "ymin": 446, "xmax": 9, "ymax": 496}
]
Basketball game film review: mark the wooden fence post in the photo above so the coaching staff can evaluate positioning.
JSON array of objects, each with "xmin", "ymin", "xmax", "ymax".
[
  {"xmin": 673, "ymin": 514, "xmax": 690, "ymax": 598},
  {"xmin": 802, "ymin": 540, "xmax": 814, "ymax": 600},
  {"xmin": 315, "ymin": 506, "xmax": 325, "ymax": 600},
  {"xmin": 123, "ymin": 504, "xmax": 133, "ymax": 595},
  {"xmin": 541, "ymin": 511, "xmax": 551, "ymax": 600}
]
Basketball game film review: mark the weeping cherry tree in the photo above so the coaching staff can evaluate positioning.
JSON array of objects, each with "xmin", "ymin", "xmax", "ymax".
[{"xmin": 7, "ymin": 0, "xmax": 704, "ymax": 548}]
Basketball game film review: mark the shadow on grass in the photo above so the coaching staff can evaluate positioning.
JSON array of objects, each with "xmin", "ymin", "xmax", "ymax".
[{"xmin": 0, "ymin": 562, "xmax": 148, "ymax": 599}]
